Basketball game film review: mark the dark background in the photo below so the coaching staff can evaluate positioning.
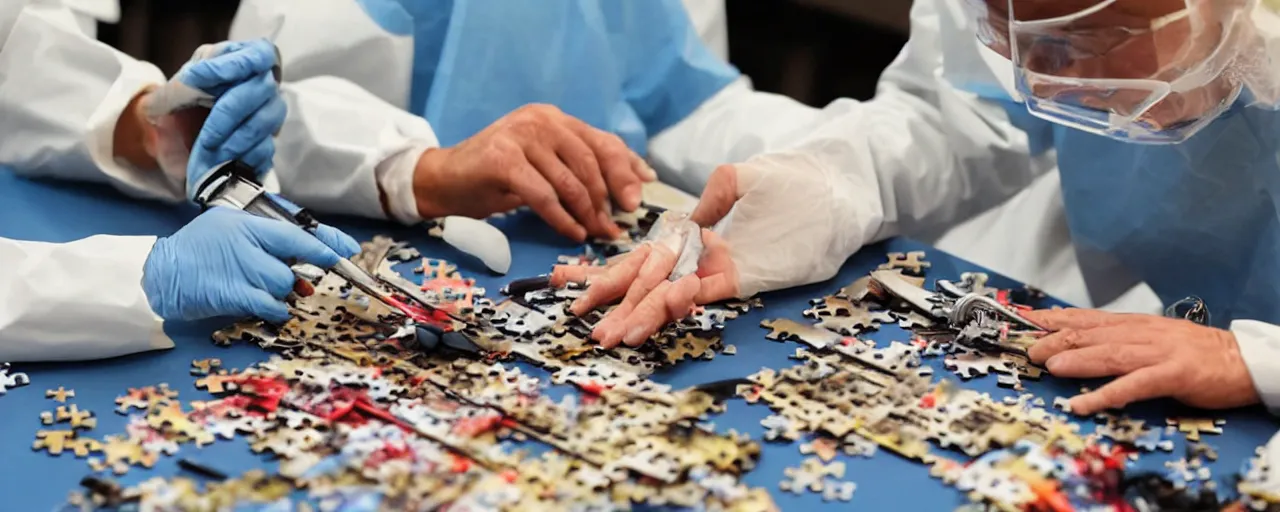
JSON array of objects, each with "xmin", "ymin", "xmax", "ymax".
[{"xmin": 98, "ymin": 0, "xmax": 909, "ymax": 106}]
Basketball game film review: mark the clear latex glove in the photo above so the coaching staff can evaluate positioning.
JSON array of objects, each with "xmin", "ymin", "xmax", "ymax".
[
  {"xmin": 550, "ymin": 147, "xmax": 881, "ymax": 347},
  {"xmin": 142, "ymin": 39, "xmax": 285, "ymax": 200},
  {"xmin": 1024, "ymin": 308, "xmax": 1262, "ymax": 415},
  {"xmin": 142, "ymin": 207, "xmax": 360, "ymax": 324}
]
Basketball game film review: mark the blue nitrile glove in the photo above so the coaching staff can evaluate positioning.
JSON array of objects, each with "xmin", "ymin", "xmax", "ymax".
[
  {"xmin": 142, "ymin": 207, "xmax": 361, "ymax": 323},
  {"xmin": 145, "ymin": 38, "xmax": 286, "ymax": 200}
]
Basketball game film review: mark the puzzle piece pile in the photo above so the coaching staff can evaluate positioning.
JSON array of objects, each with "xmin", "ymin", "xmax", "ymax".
[
  {"xmin": 63, "ymin": 212, "xmax": 775, "ymax": 511},
  {"xmin": 743, "ymin": 253, "xmax": 1232, "ymax": 509}
]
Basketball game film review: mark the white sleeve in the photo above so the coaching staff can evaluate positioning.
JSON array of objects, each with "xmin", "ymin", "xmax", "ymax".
[
  {"xmin": 680, "ymin": 0, "xmax": 729, "ymax": 60},
  {"xmin": 0, "ymin": 1, "xmax": 174, "ymax": 201},
  {"xmin": 0, "ymin": 236, "xmax": 173, "ymax": 363},
  {"xmin": 1232, "ymin": 320, "xmax": 1280, "ymax": 415},
  {"xmin": 273, "ymin": 76, "xmax": 437, "ymax": 223},
  {"xmin": 648, "ymin": 0, "xmax": 1055, "ymax": 240}
]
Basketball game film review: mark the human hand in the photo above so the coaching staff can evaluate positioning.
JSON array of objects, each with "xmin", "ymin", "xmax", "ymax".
[
  {"xmin": 552, "ymin": 148, "xmax": 879, "ymax": 347},
  {"xmin": 142, "ymin": 207, "xmax": 360, "ymax": 323},
  {"xmin": 412, "ymin": 104, "xmax": 656, "ymax": 242},
  {"xmin": 1025, "ymin": 308, "xmax": 1261, "ymax": 415},
  {"xmin": 142, "ymin": 39, "xmax": 285, "ymax": 200}
]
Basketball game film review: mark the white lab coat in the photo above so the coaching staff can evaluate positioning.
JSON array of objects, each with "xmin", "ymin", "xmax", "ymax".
[
  {"xmin": 0, "ymin": 0, "xmax": 171, "ymax": 362},
  {"xmin": 0, "ymin": 0, "xmax": 727, "ymax": 362},
  {"xmin": 647, "ymin": 0, "xmax": 1280, "ymax": 412}
]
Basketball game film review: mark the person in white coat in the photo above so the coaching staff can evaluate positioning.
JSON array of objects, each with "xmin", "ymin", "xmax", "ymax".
[
  {"xmin": 223, "ymin": 0, "xmax": 744, "ymax": 243},
  {"xmin": 554, "ymin": 0, "xmax": 1280, "ymax": 417},
  {"xmin": 0, "ymin": 1, "xmax": 359, "ymax": 362}
]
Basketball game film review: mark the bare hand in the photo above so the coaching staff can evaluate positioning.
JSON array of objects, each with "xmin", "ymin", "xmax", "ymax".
[
  {"xmin": 412, "ymin": 104, "xmax": 655, "ymax": 241},
  {"xmin": 1025, "ymin": 308, "xmax": 1260, "ymax": 415},
  {"xmin": 549, "ymin": 165, "xmax": 746, "ymax": 348}
]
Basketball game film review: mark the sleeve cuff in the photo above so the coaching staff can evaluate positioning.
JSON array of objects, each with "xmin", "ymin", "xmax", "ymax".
[
  {"xmin": 375, "ymin": 143, "xmax": 432, "ymax": 225},
  {"xmin": 86, "ymin": 55, "xmax": 177, "ymax": 201},
  {"xmin": 1231, "ymin": 319, "xmax": 1280, "ymax": 414}
]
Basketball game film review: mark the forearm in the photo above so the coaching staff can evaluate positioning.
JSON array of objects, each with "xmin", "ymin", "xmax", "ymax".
[
  {"xmin": 0, "ymin": 236, "xmax": 172, "ymax": 363},
  {"xmin": 273, "ymin": 76, "xmax": 437, "ymax": 223},
  {"xmin": 650, "ymin": 1, "xmax": 1057, "ymax": 241},
  {"xmin": 0, "ymin": 3, "xmax": 172, "ymax": 199}
]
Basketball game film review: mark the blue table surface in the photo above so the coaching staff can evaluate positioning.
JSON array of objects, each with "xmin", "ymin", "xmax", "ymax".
[{"xmin": 0, "ymin": 168, "xmax": 1276, "ymax": 510}]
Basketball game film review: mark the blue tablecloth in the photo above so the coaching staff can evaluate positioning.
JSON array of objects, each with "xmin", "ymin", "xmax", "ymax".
[{"xmin": 0, "ymin": 168, "xmax": 1276, "ymax": 510}]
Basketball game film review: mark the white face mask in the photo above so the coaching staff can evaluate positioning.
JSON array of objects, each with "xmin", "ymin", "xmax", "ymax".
[{"xmin": 967, "ymin": 0, "xmax": 1280, "ymax": 144}]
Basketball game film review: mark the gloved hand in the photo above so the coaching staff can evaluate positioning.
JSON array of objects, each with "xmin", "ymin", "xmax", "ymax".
[
  {"xmin": 413, "ymin": 104, "xmax": 656, "ymax": 242},
  {"xmin": 142, "ymin": 207, "xmax": 361, "ymax": 324},
  {"xmin": 143, "ymin": 39, "xmax": 285, "ymax": 200},
  {"xmin": 1025, "ymin": 308, "xmax": 1261, "ymax": 415},
  {"xmin": 551, "ymin": 146, "xmax": 882, "ymax": 348}
]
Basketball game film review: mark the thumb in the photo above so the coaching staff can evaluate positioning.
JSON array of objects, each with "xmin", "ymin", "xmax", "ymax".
[
  {"xmin": 690, "ymin": 165, "xmax": 741, "ymax": 227},
  {"xmin": 237, "ymin": 287, "xmax": 292, "ymax": 324}
]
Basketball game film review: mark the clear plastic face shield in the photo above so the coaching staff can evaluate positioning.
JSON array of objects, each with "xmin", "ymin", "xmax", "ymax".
[{"xmin": 964, "ymin": 0, "xmax": 1280, "ymax": 144}]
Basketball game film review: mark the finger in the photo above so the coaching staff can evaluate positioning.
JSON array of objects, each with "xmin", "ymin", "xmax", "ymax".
[
  {"xmin": 312, "ymin": 224, "xmax": 362, "ymax": 258},
  {"xmin": 550, "ymin": 264, "xmax": 610, "ymax": 287},
  {"xmin": 545, "ymin": 123, "xmax": 609, "ymax": 215},
  {"xmin": 693, "ymin": 273, "xmax": 740, "ymax": 304},
  {"xmin": 1021, "ymin": 308, "xmax": 1155, "ymax": 331},
  {"xmin": 237, "ymin": 287, "xmax": 292, "ymax": 324},
  {"xmin": 526, "ymin": 146, "xmax": 605, "ymax": 236},
  {"xmin": 1028, "ymin": 324, "xmax": 1159, "ymax": 364},
  {"xmin": 615, "ymin": 275, "xmax": 699, "ymax": 348},
  {"xmin": 181, "ymin": 39, "xmax": 278, "ymax": 91},
  {"xmin": 1043, "ymin": 344, "xmax": 1169, "ymax": 379},
  {"xmin": 631, "ymin": 155, "xmax": 657, "ymax": 182},
  {"xmin": 564, "ymin": 119, "xmax": 642, "ymax": 211},
  {"xmin": 690, "ymin": 165, "xmax": 741, "ymax": 227},
  {"xmin": 195, "ymin": 73, "xmax": 277, "ymax": 153},
  {"xmin": 619, "ymin": 280, "xmax": 675, "ymax": 347},
  {"xmin": 1068, "ymin": 363, "xmax": 1181, "ymax": 415},
  {"xmin": 218, "ymin": 95, "xmax": 286, "ymax": 164},
  {"xmin": 616, "ymin": 244, "xmax": 678, "ymax": 313},
  {"xmin": 253, "ymin": 258, "xmax": 301, "ymax": 300},
  {"xmin": 237, "ymin": 137, "xmax": 276, "ymax": 177},
  {"xmin": 569, "ymin": 245, "xmax": 652, "ymax": 315},
  {"xmin": 244, "ymin": 216, "xmax": 343, "ymax": 269},
  {"xmin": 595, "ymin": 302, "xmax": 637, "ymax": 348},
  {"xmin": 506, "ymin": 163, "xmax": 588, "ymax": 241}
]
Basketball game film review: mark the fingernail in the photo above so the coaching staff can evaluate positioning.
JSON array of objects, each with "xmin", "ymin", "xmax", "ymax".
[
  {"xmin": 623, "ymin": 184, "xmax": 642, "ymax": 211},
  {"xmin": 639, "ymin": 161, "xmax": 657, "ymax": 181},
  {"xmin": 1045, "ymin": 355, "xmax": 1061, "ymax": 373},
  {"xmin": 570, "ymin": 299, "xmax": 588, "ymax": 316},
  {"xmin": 622, "ymin": 325, "xmax": 648, "ymax": 346}
]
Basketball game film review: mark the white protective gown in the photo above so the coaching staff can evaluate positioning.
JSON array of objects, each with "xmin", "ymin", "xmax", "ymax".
[
  {"xmin": 0, "ymin": 0, "xmax": 173, "ymax": 362},
  {"xmin": 0, "ymin": 0, "xmax": 727, "ymax": 362}
]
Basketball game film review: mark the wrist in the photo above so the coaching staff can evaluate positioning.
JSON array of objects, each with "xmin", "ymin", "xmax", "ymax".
[
  {"xmin": 413, "ymin": 146, "xmax": 453, "ymax": 219},
  {"xmin": 113, "ymin": 85, "xmax": 161, "ymax": 171}
]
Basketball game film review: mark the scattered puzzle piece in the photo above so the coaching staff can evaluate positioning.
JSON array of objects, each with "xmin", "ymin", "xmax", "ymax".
[
  {"xmin": 33, "ymin": 430, "xmax": 78, "ymax": 455},
  {"xmin": 0, "ymin": 362, "xmax": 30, "ymax": 395},
  {"xmin": 56, "ymin": 405, "xmax": 97, "ymax": 430},
  {"xmin": 1166, "ymin": 417, "xmax": 1225, "ymax": 442},
  {"xmin": 799, "ymin": 437, "xmax": 840, "ymax": 463},
  {"xmin": 46, "ymin": 387, "xmax": 74, "ymax": 403},
  {"xmin": 879, "ymin": 251, "xmax": 930, "ymax": 276},
  {"xmin": 190, "ymin": 358, "xmax": 223, "ymax": 376}
]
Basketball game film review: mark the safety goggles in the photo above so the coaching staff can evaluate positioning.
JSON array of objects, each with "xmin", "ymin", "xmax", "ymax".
[{"xmin": 966, "ymin": 0, "xmax": 1265, "ymax": 144}]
